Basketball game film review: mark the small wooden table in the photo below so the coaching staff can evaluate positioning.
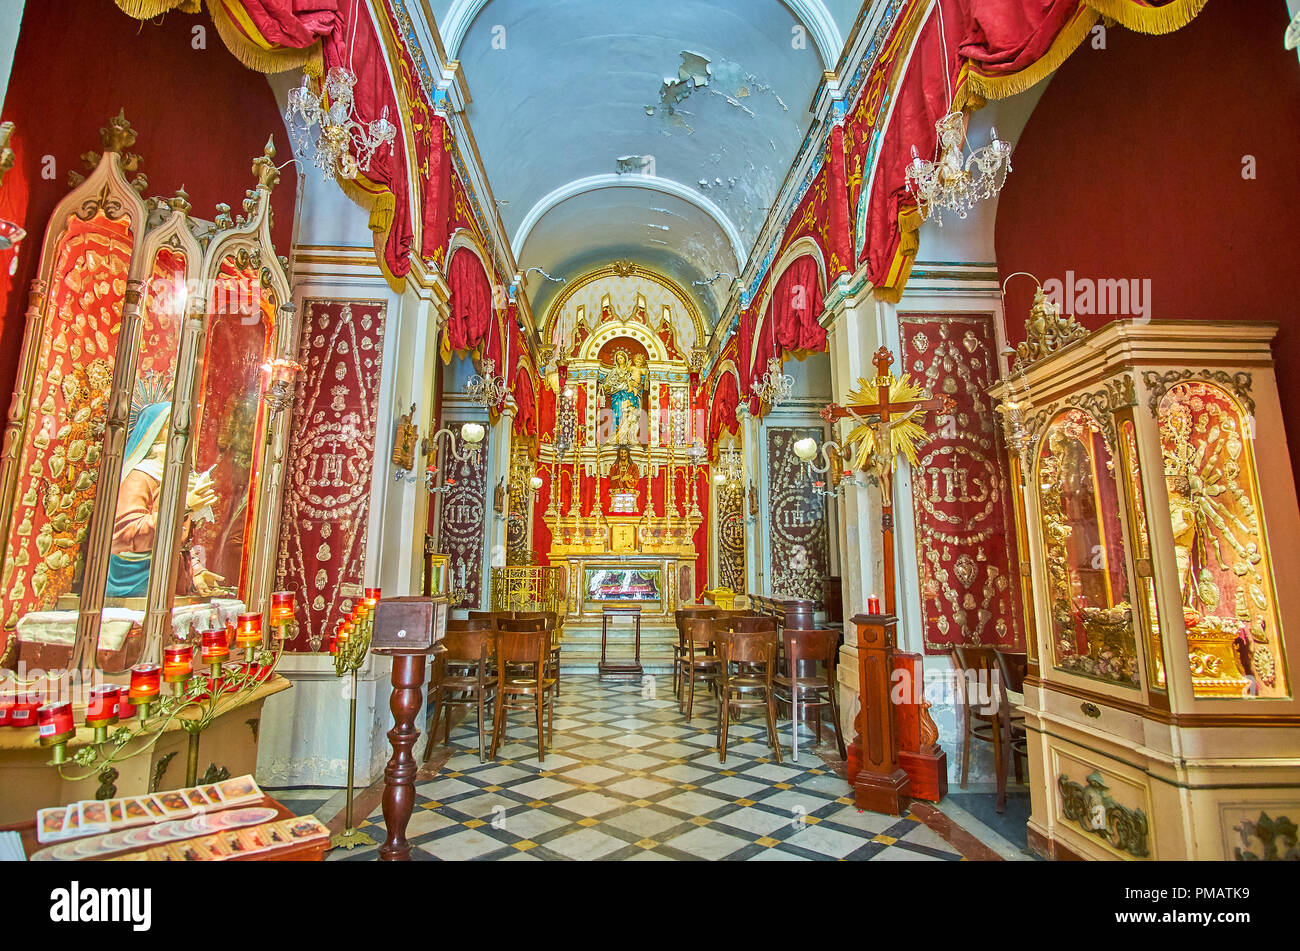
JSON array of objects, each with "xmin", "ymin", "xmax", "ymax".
[{"xmin": 598, "ymin": 607, "xmax": 643, "ymax": 680}]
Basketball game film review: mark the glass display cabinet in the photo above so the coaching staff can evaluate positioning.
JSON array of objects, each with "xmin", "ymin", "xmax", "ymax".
[
  {"xmin": 0, "ymin": 114, "xmax": 298, "ymax": 678},
  {"xmin": 993, "ymin": 314, "xmax": 1300, "ymax": 860}
]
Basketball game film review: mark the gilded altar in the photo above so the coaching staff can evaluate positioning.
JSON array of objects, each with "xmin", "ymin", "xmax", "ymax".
[{"xmin": 993, "ymin": 317, "xmax": 1300, "ymax": 861}]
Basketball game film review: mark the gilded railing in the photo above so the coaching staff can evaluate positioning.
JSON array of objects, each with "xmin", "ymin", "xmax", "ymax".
[{"xmin": 490, "ymin": 565, "xmax": 566, "ymax": 628}]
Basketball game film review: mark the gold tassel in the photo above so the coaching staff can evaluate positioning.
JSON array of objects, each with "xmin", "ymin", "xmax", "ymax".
[
  {"xmin": 1087, "ymin": 0, "xmax": 1209, "ymax": 34},
  {"xmin": 204, "ymin": 0, "xmax": 316, "ymax": 74},
  {"xmin": 368, "ymin": 192, "xmax": 396, "ymax": 234},
  {"xmin": 875, "ymin": 205, "xmax": 923, "ymax": 303}
]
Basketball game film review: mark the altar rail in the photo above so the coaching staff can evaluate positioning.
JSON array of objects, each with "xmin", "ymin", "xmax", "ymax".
[{"xmin": 490, "ymin": 566, "xmax": 566, "ymax": 619}]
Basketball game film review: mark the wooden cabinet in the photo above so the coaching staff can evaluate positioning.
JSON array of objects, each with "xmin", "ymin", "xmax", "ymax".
[{"xmin": 993, "ymin": 319, "xmax": 1300, "ymax": 860}]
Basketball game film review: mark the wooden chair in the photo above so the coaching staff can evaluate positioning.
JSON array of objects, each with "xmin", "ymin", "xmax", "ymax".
[
  {"xmin": 515, "ymin": 611, "xmax": 562, "ymax": 696},
  {"xmin": 468, "ymin": 610, "xmax": 505, "ymax": 626},
  {"xmin": 950, "ymin": 646, "xmax": 1003, "ymax": 793},
  {"xmin": 673, "ymin": 607, "xmax": 722, "ymax": 698},
  {"xmin": 489, "ymin": 627, "xmax": 556, "ymax": 762},
  {"xmin": 679, "ymin": 615, "xmax": 725, "ymax": 720},
  {"xmin": 715, "ymin": 628, "xmax": 782, "ymax": 764},
  {"xmin": 730, "ymin": 615, "xmax": 776, "ymax": 633},
  {"xmin": 772, "ymin": 628, "xmax": 845, "ymax": 761},
  {"xmin": 994, "ymin": 650, "xmax": 1029, "ymax": 814},
  {"xmin": 428, "ymin": 628, "xmax": 496, "ymax": 763}
]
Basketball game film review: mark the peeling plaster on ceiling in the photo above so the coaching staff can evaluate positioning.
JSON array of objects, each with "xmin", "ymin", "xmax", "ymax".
[{"xmin": 453, "ymin": 0, "xmax": 827, "ymax": 323}]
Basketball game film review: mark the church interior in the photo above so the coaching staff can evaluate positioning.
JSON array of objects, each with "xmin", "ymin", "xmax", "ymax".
[{"xmin": 0, "ymin": 0, "xmax": 1298, "ymax": 876}]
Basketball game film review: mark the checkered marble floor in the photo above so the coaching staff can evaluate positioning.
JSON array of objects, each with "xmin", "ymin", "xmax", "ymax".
[{"xmin": 329, "ymin": 676, "xmax": 965, "ymax": 861}]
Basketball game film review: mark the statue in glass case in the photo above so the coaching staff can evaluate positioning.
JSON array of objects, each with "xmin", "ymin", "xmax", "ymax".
[{"xmin": 107, "ymin": 403, "xmax": 221, "ymax": 599}]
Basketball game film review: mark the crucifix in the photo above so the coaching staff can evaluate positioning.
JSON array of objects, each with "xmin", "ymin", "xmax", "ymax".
[
  {"xmin": 819, "ymin": 344, "xmax": 953, "ymax": 814},
  {"xmin": 820, "ymin": 345, "xmax": 952, "ymax": 615}
]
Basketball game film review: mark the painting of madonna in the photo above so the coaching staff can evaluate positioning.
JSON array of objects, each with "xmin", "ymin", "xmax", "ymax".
[{"xmin": 106, "ymin": 402, "xmax": 222, "ymax": 599}]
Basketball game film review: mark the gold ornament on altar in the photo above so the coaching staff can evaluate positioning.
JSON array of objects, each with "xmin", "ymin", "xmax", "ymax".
[{"xmin": 1013, "ymin": 284, "xmax": 1088, "ymax": 370}]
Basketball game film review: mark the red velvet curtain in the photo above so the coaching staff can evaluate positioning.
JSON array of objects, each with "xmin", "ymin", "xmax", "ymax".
[
  {"xmin": 228, "ymin": 0, "xmax": 341, "ymax": 47},
  {"xmin": 958, "ymin": 0, "xmax": 1081, "ymax": 75},
  {"xmin": 513, "ymin": 367, "xmax": 536, "ymax": 437},
  {"xmin": 769, "ymin": 256, "xmax": 826, "ymax": 354},
  {"xmin": 709, "ymin": 372, "xmax": 740, "ymax": 448},
  {"xmin": 446, "ymin": 248, "xmax": 492, "ymax": 354}
]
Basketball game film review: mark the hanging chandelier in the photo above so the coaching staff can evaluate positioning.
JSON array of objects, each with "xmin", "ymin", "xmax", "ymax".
[
  {"xmin": 466, "ymin": 357, "xmax": 508, "ymax": 408},
  {"xmin": 284, "ymin": 66, "xmax": 396, "ymax": 181},
  {"xmin": 712, "ymin": 443, "xmax": 744, "ymax": 499},
  {"xmin": 905, "ymin": 111, "xmax": 1011, "ymax": 225},
  {"xmin": 751, "ymin": 356, "xmax": 794, "ymax": 408}
]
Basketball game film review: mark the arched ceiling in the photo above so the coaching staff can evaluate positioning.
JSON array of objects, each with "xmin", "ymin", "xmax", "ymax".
[{"xmin": 436, "ymin": 0, "xmax": 857, "ymax": 328}]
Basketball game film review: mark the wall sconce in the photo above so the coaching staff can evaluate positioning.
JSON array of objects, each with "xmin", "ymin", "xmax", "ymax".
[
  {"xmin": 791, "ymin": 435, "xmax": 870, "ymax": 499},
  {"xmin": 261, "ymin": 357, "xmax": 304, "ymax": 415},
  {"xmin": 423, "ymin": 421, "xmax": 486, "ymax": 494}
]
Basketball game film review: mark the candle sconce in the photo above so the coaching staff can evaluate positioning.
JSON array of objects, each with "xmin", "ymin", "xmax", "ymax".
[
  {"xmin": 36, "ymin": 594, "xmax": 297, "ymax": 787},
  {"xmin": 423, "ymin": 422, "xmax": 486, "ymax": 494}
]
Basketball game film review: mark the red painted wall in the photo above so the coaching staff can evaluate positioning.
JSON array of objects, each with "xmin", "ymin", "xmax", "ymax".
[
  {"xmin": 0, "ymin": 0, "xmax": 298, "ymax": 412},
  {"xmin": 996, "ymin": 1, "xmax": 1300, "ymax": 479}
]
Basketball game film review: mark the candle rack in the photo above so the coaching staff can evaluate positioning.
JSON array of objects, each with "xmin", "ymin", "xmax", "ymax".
[{"xmin": 35, "ymin": 593, "xmax": 298, "ymax": 788}]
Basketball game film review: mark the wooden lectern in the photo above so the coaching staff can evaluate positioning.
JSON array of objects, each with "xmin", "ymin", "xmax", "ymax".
[
  {"xmin": 370, "ymin": 597, "xmax": 447, "ymax": 862},
  {"xmin": 850, "ymin": 613, "xmax": 910, "ymax": 815}
]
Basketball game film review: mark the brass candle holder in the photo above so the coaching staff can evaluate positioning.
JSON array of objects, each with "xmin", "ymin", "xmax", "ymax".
[{"xmin": 330, "ymin": 589, "xmax": 380, "ymax": 850}]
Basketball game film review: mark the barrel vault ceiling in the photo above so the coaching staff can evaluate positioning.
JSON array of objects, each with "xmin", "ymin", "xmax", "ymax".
[{"xmin": 423, "ymin": 0, "xmax": 863, "ymax": 330}]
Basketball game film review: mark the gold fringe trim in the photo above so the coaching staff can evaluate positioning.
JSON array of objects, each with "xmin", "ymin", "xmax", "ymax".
[
  {"xmin": 1087, "ymin": 0, "xmax": 1208, "ymax": 34},
  {"xmin": 965, "ymin": 7, "xmax": 1100, "ymax": 101},
  {"xmin": 204, "ymin": 0, "xmax": 317, "ymax": 74},
  {"xmin": 113, "ymin": 0, "xmax": 195, "ymax": 17},
  {"xmin": 875, "ymin": 205, "xmax": 923, "ymax": 304},
  {"xmin": 368, "ymin": 192, "xmax": 396, "ymax": 234}
]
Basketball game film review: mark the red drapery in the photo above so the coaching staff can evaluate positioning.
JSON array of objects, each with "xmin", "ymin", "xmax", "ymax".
[
  {"xmin": 513, "ymin": 366, "xmax": 536, "ymax": 437},
  {"xmin": 709, "ymin": 372, "xmax": 740, "ymax": 448},
  {"xmin": 747, "ymin": 255, "xmax": 825, "ymax": 414},
  {"xmin": 446, "ymin": 248, "xmax": 493, "ymax": 356}
]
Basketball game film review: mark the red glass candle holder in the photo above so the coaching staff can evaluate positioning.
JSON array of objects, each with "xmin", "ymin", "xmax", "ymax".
[
  {"xmin": 867, "ymin": 595, "xmax": 881, "ymax": 615},
  {"xmin": 337, "ymin": 620, "xmax": 352, "ymax": 645},
  {"xmin": 163, "ymin": 645, "xmax": 193, "ymax": 683},
  {"xmin": 328, "ymin": 635, "xmax": 339, "ymax": 655},
  {"xmin": 235, "ymin": 612, "xmax": 263, "ymax": 650},
  {"xmin": 363, "ymin": 587, "xmax": 381, "ymax": 607},
  {"xmin": 0, "ymin": 699, "xmax": 13, "ymax": 727},
  {"xmin": 270, "ymin": 591, "xmax": 294, "ymax": 625},
  {"xmin": 128, "ymin": 663, "xmax": 161, "ymax": 703},
  {"xmin": 117, "ymin": 691, "xmax": 137, "ymax": 720},
  {"xmin": 85, "ymin": 685, "xmax": 121, "ymax": 728},
  {"xmin": 37, "ymin": 700, "xmax": 75, "ymax": 746},
  {"xmin": 10, "ymin": 699, "xmax": 39, "ymax": 728},
  {"xmin": 201, "ymin": 628, "xmax": 230, "ymax": 663}
]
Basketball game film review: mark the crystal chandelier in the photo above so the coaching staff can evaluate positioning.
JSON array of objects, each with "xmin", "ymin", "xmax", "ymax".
[
  {"xmin": 751, "ymin": 356, "xmax": 794, "ymax": 408},
  {"xmin": 285, "ymin": 67, "xmax": 396, "ymax": 181},
  {"xmin": 905, "ymin": 111, "xmax": 1011, "ymax": 225},
  {"xmin": 712, "ymin": 443, "xmax": 744, "ymax": 499},
  {"xmin": 466, "ymin": 357, "xmax": 508, "ymax": 408}
]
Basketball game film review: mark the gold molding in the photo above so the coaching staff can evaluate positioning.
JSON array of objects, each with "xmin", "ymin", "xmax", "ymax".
[{"xmin": 542, "ymin": 263, "xmax": 704, "ymax": 344}]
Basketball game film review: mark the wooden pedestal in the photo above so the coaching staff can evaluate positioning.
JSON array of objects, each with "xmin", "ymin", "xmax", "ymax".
[
  {"xmin": 378, "ymin": 652, "xmax": 427, "ymax": 862},
  {"xmin": 894, "ymin": 651, "xmax": 947, "ymax": 803},
  {"xmin": 850, "ymin": 613, "xmax": 910, "ymax": 815}
]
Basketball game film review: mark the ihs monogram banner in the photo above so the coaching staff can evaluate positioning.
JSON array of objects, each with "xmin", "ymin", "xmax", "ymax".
[
  {"xmin": 439, "ymin": 421, "xmax": 489, "ymax": 608},
  {"xmin": 276, "ymin": 300, "xmax": 387, "ymax": 652},
  {"xmin": 766, "ymin": 427, "xmax": 830, "ymax": 606},
  {"xmin": 900, "ymin": 313, "xmax": 1021, "ymax": 653}
]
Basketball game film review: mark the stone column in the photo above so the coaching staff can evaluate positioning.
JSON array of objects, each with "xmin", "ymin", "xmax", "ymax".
[{"xmin": 821, "ymin": 270, "xmax": 892, "ymax": 737}]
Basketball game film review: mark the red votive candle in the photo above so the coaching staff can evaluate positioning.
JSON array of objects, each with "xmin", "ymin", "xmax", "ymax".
[
  {"xmin": 117, "ymin": 691, "xmax": 137, "ymax": 720},
  {"xmin": 328, "ymin": 635, "xmax": 339, "ymax": 655},
  {"xmin": 10, "ymin": 699, "xmax": 39, "ymax": 727},
  {"xmin": 128, "ymin": 663, "xmax": 161, "ymax": 702},
  {"xmin": 163, "ymin": 645, "xmax": 193, "ymax": 683},
  {"xmin": 85, "ymin": 685, "xmax": 121, "ymax": 728},
  {"xmin": 235, "ymin": 612, "xmax": 263, "ymax": 650},
  {"xmin": 364, "ymin": 587, "xmax": 381, "ymax": 607},
  {"xmin": 337, "ymin": 620, "xmax": 352, "ymax": 644},
  {"xmin": 37, "ymin": 700, "xmax": 75, "ymax": 745},
  {"xmin": 270, "ymin": 591, "xmax": 294, "ymax": 624},
  {"xmin": 867, "ymin": 594, "xmax": 881, "ymax": 615},
  {"xmin": 201, "ymin": 628, "xmax": 230, "ymax": 663},
  {"xmin": 0, "ymin": 699, "xmax": 13, "ymax": 727}
]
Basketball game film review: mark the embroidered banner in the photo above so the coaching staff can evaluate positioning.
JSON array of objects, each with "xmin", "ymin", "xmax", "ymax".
[
  {"xmin": 900, "ymin": 313, "xmax": 1021, "ymax": 653},
  {"xmin": 275, "ymin": 300, "xmax": 386, "ymax": 651},
  {"xmin": 717, "ymin": 484, "xmax": 746, "ymax": 594},
  {"xmin": 439, "ymin": 421, "xmax": 489, "ymax": 608},
  {"xmin": 766, "ymin": 427, "xmax": 829, "ymax": 605}
]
